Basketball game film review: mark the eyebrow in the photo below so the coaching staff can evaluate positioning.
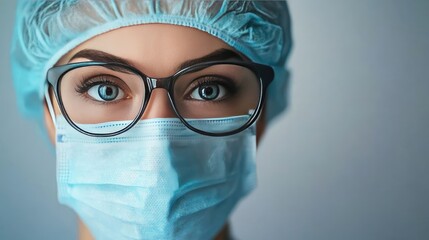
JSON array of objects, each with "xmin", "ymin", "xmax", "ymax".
[
  {"xmin": 177, "ymin": 48, "xmax": 247, "ymax": 70},
  {"xmin": 69, "ymin": 49, "xmax": 133, "ymax": 66},
  {"xmin": 68, "ymin": 48, "xmax": 247, "ymax": 72}
]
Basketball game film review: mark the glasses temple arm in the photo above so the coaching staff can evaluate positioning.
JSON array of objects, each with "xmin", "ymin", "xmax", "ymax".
[{"xmin": 44, "ymin": 83, "xmax": 57, "ymax": 127}]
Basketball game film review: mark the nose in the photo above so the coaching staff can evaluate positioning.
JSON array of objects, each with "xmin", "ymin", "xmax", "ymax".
[{"xmin": 141, "ymin": 89, "xmax": 177, "ymax": 119}]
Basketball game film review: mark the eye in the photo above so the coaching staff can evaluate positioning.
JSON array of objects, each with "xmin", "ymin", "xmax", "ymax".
[
  {"xmin": 190, "ymin": 83, "xmax": 227, "ymax": 101},
  {"xmin": 87, "ymin": 83, "xmax": 125, "ymax": 102}
]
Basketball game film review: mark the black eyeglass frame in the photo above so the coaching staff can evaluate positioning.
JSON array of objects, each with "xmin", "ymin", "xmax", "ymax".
[{"xmin": 46, "ymin": 60, "xmax": 274, "ymax": 137}]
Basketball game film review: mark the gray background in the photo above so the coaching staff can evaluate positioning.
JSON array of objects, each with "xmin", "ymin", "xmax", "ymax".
[{"xmin": 1, "ymin": 1, "xmax": 428, "ymax": 239}]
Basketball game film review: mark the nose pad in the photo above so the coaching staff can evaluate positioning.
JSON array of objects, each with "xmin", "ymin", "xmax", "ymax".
[{"xmin": 141, "ymin": 89, "xmax": 177, "ymax": 119}]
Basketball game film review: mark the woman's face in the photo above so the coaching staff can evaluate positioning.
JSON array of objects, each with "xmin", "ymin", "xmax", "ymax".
[
  {"xmin": 44, "ymin": 24, "xmax": 265, "ymax": 142},
  {"xmin": 43, "ymin": 24, "xmax": 266, "ymax": 239}
]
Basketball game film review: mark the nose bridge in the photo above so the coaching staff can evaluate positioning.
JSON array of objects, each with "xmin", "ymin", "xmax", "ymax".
[
  {"xmin": 143, "ymin": 76, "xmax": 176, "ymax": 119},
  {"xmin": 148, "ymin": 76, "xmax": 171, "ymax": 90}
]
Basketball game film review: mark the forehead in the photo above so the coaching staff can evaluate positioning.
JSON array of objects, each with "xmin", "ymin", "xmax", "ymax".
[{"xmin": 60, "ymin": 24, "xmax": 234, "ymax": 77}]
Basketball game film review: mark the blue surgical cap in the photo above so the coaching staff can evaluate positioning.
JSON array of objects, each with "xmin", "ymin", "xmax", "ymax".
[{"xmin": 11, "ymin": 0, "xmax": 292, "ymax": 126}]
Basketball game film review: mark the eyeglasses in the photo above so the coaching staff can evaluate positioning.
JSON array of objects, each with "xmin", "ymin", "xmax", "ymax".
[{"xmin": 46, "ymin": 61, "xmax": 274, "ymax": 137}]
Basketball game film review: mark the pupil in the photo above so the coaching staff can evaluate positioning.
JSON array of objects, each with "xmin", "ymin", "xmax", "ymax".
[
  {"xmin": 204, "ymin": 87, "xmax": 213, "ymax": 96},
  {"xmin": 106, "ymin": 87, "xmax": 113, "ymax": 96},
  {"xmin": 199, "ymin": 85, "xmax": 219, "ymax": 100},
  {"xmin": 98, "ymin": 85, "xmax": 118, "ymax": 101}
]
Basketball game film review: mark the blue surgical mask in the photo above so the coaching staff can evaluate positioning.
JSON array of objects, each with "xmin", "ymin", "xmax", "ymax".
[{"xmin": 55, "ymin": 115, "xmax": 256, "ymax": 239}]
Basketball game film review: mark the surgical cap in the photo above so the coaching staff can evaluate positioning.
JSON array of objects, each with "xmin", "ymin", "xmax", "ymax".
[{"xmin": 11, "ymin": 0, "xmax": 292, "ymax": 126}]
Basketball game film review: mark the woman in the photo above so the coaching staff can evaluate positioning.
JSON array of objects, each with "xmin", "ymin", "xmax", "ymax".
[{"xmin": 11, "ymin": 1, "xmax": 292, "ymax": 239}]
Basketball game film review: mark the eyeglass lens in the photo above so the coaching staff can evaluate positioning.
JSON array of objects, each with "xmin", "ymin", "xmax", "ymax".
[{"xmin": 59, "ymin": 63, "xmax": 261, "ymax": 135}]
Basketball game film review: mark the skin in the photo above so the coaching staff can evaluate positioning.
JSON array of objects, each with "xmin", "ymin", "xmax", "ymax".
[{"xmin": 43, "ymin": 24, "xmax": 266, "ymax": 240}]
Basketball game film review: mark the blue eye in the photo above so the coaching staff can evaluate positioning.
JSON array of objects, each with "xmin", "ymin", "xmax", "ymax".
[
  {"xmin": 190, "ymin": 84, "xmax": 226, "ymax": 101},
  {"xmin": 88, "ymin": 84, "xmax": 124, "ymax": 102}
]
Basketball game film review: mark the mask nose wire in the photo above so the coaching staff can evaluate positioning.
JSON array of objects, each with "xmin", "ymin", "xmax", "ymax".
[{"xmin": 44, "ymin": 83, "xmax": 57, "ymax": 128}]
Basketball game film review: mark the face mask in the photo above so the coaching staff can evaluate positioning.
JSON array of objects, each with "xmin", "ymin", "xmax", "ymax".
[{"xmin": 55, "ymin": 115, "xmax": 256, "ymax": 239}]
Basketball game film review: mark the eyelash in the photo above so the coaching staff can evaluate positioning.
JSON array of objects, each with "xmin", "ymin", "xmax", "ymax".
[{"xmin": 75, "ymin": 75, "xmax": 117, "ymax": 94}]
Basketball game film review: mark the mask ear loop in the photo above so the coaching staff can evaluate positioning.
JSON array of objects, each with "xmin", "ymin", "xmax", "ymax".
[{"xmin": 44, "ymin": 83, "xmax": 57, "ymax": 127}]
